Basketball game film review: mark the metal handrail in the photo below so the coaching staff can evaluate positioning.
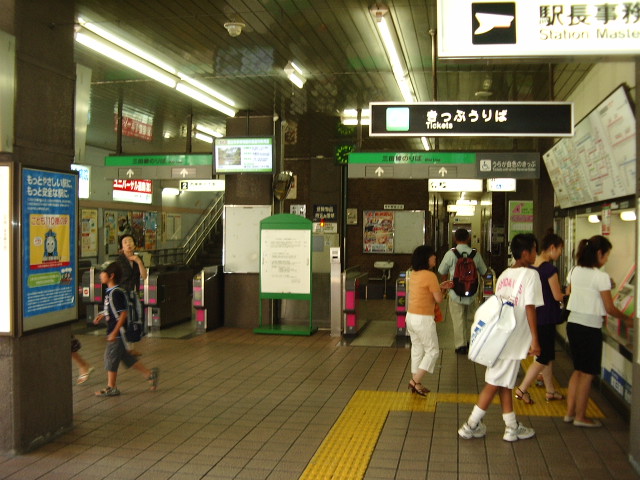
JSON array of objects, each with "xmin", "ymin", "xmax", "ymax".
[{"xmin": 181, "ymin": 194, "xmax": 225, "ymax": 265}]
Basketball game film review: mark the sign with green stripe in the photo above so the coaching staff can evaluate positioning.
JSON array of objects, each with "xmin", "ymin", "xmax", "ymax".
[
  {"xmin": 348, "ymin": 152, "xmax": 475, "ymax": 164},
  {"xmin": 105, "ymin": 154, "xmax": 212, "ymax": 167}
]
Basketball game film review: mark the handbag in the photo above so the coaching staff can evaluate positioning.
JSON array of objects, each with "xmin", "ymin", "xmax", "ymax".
[
  {"xmin": 434, "ymin": 303, "xmax": 444, "ymax": 323},
  {"xmin": 468, "ymin": 268, "xmax": 527, "ymax": 367}
]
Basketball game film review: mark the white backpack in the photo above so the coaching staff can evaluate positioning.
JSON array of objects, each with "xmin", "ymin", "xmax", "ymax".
[{"xmin": 468, "ymin": 268, "xmax": 527, "ymax": 367}]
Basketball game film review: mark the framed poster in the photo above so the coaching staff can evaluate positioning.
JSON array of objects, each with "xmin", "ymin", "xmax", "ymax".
[
  {"xmin": 363, "ymin": 211, "xmax": 394, "ymax": 253},
  {"xmin": 80, "ymin": 208, "xmax": 98, "ymax": 257},
  {"xmin": 507, "ymin": 200, "xmax": 534, "ymax": 242},
  {"xmin": 22, "ymin": 167, "xmax": 77, "ymax": 331}
]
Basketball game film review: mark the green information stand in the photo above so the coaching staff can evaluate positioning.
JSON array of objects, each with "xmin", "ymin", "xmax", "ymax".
[{"xmin": 255, "ymin": 214, "xmax": 316, "ymax": 336}]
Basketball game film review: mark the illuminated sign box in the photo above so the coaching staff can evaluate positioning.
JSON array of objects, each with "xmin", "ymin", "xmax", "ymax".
[
  {"xmin": 487, "ymin": 178, "xmax": 517, "ymax": 192},
  {"xmin": 428, "ymin": 179, "xmax": 483, "ymax": 192},
  {"xmin": 179, "ymin": 179, "xmax": 225, "ymax": 192},
  {"xmin": 0, "ymin": 164, "xmax": 12, "ymax": 333},
  {"xmin": 213, "ymin": 137, "xmax": 274, "ymax": 173},
  {"xmin": 71, "ymin": 164, "xmax": 90, "ymax": 198},
  {"xmin": 370, "ymin": 102, "xmax": 573, "ymax": 137},
  {"xmin": 113, "ymin": 179, "xmax": 153, "ymax": 204},
  {"xmin": 438, "ymin": 0, "xmax": 640, "ymax": 59}
]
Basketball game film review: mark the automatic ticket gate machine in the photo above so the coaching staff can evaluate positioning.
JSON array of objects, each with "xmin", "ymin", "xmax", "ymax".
[
  {"xmin": 343, "ymin": 267, "xmax": 368, "ymax": 334},
  {"xmin": 192, "ymin": 266, "xmax": 224, "ymax": 333},
  {"xmin": 80, "ymin": 266, "xmax": 104, "ymax": 324},
  {"xmin": 395, "ymin": 272, "xmax": 408, "ymax": 336},
  {"xmin": 142, "ymin": 266, "xmax": 193, "ymax": 330}
]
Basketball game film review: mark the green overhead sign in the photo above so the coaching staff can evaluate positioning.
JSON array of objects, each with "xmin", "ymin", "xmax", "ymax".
[
  {"xmin": 105, "ymin": 154, "xmax": 212, "ymax": 167},
  {"xmin": 348, "ymin": 152, "xmax": 475, "ymax": 164}
]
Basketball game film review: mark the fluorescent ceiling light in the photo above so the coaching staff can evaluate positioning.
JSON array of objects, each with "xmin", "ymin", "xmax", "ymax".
[
  {"xmin": 75, "ymin": 32, "xmax": 178, "ymax": 88},
  {"xmin": 588, "ymin": 214, "xmax": 600, "ymax": 223},
  {"xmin": 162, "ymin": 187, "xmax": 181, "ymax": 196},
  {"xmin": 75, "ymin": 17, "xmax": 237, "ymax": 117},
  {"xmin": 341, "ymin": 109, "xmax": 371, "ymax": 125},
  {"xmin": 194, "ymin": 132, "xmax": 213, "ymax": 144},
  {"xmin": 176, "ymin": 83, "xmax": 237, "ymax": 117},
  {"xmin": 284, "ymin": 61, "xmax": 306, "ymax": 88},
  {"xmin": 371, "ymin": 8, "xmax": 415, "ymax": 102},
  {"xmin": 447, "ymin": 205, "xmax": 476, "ymax": 216},
  {"xmin": 195, "ymin": 124, "xmax": 224, "ymax": 138},
  {"xmin": 456, "ymin": 199, "xmax": 478, "ymax": 205},
  {"xmin": 620, "ymin": 210, "xmax": 636, "ymax": 221},
  {"xmin": 421, "ymin": 137, "xmax": 431, "ymax": 151}
]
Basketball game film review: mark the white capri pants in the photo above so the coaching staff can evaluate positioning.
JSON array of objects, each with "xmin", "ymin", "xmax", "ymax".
[{"xmin": 406, "ymin": 312, "xmax": 440, "ymax": 374}]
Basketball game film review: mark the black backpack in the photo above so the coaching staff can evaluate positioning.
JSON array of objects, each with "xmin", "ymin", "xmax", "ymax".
[{"xmin": 452, "ymin": 248, "xmax": 479, "ymax": 297}]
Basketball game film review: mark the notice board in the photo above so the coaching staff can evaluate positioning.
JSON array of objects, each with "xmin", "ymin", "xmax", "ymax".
[
  {"xmin": 363, "ymin": 210, "xmax": 425, "ymax": 254},
  {"xmin": 223, "ymin": 205, "xmax": 272, "ymax": 273}
]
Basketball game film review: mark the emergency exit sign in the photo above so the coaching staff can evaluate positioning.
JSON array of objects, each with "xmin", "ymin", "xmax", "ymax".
[{"xmin": 370, "ymin": 102, "xmax": 573, "ymax": 137}]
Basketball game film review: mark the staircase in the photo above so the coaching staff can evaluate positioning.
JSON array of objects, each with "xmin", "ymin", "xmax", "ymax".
[{"xmin": 181, "ymin": 194, "xmax": 225, "ymax": 271}]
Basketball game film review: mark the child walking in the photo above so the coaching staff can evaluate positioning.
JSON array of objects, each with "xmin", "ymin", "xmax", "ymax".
[
  {"xmin": 93, "ymin": 262, "xmax": 159, "ymax": 397},
  {"xmin": 458, "ymin": 233, "xmax": 543, "ymax": 442}
]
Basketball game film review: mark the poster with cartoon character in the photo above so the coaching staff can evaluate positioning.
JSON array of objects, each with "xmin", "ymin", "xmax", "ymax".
[{"xmin": 22, "ymin": 168, "xmax": 77, "ymax": 330}]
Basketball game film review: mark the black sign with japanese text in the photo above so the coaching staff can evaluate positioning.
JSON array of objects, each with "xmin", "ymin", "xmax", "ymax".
[{"xmin": 369, "ymin": 102, "xmax": 573, "ymax": 137}]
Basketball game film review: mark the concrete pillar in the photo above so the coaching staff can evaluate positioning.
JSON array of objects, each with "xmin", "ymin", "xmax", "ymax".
[{"xmin": 0, "ymin": 0, "xmax": 76, "ymax": 454}]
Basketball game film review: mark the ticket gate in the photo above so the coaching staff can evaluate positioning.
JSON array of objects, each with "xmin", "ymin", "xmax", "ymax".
[
  {"xmin": 192, "ymin": 266, "xmax": 224, "ymax": 333},
  {"xmin": 80, "ymin": 266, "xmax": 104, "ymax": 324},
  {"xmin": 142, "ymin": 266, "xmax": 193, "ymax": 330},
  {"xmin": 343, "ymin": 267, "xmax": 368, "ymax": 334},
  {"xmin": 395, "ymin": 272, "xmax": 408, "ymax": 336}
]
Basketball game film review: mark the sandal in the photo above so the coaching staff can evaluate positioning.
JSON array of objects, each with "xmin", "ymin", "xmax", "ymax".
[
  {"xmin": 76, "ymin": 366, "xmax": 94, "ymax": 385},
  {"xmin": 515, "ymin": 387, "xmax": 534, "ymax": 405},
  {"xmin": 148, "ymin": 367, "xmax": 159, "ymax": 391},
  {"xmin": 95, "ymin": 386, "xmax": 120, "ymax": 397},
  {"xmin": 408, "ymin": 380, "xmax": 429, "ymax": 397},
  {"xmin": 545, "ymin": 391, "xmax": 564, "ymax": 402}
]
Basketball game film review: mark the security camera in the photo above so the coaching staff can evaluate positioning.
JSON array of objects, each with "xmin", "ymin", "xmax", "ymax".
[{"xmin": 224, "ymin": 21, "xmax": 245, "ymax": 37}]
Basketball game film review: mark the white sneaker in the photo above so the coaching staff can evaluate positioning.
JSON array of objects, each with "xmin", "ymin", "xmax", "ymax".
[
  {"xmin": 458, "ymin": 421, "xmax": 486, "ymax": 439},
  {"xmin": 503, "ymin": 422, "xmax": 535, "ymax": 442}
]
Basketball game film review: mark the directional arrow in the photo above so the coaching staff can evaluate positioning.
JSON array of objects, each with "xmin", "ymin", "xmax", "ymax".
[
  {"xmin": 180, "ymin": 168, "xmax": 189, "ymax": 178},
  {"xmin": 126, "ymin": 168, "xmax": 135, "ymax": 178},
  {"xmin": 438, "ymin": 167, "xmax": 447, "ymax": 177},
  {"xmin": 375, "ymin": 167, "xmax": 384, "ymax": 177}
]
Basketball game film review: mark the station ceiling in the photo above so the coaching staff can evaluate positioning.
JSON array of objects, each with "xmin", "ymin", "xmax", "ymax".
[{"xmin": 74, "ymin": 0, "xmax": 594, "ymax": 155}]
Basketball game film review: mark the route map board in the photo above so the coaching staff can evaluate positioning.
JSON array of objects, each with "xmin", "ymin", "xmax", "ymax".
[{"xmin": 543, "ymin": 85, "xmax": 635, "ymax": 209}]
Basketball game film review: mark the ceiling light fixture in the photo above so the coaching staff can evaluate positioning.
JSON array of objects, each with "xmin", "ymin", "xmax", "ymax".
[
  {"xmin": 195, "ymin": 124, "xmax": 224, "ymax": 138},
  {"xmin": 341, "ymin": 109, "xmax": 371, "ymax": 126},
  {"xmin": 620, "ymin": 210, "xmax": 636, "ymax": 221},
  {"xmin": 588, "ymin": 214, "xmax": 601, "ymax": 223},
  {"xmin": 76, "ymin": 17, "xmax": 237, "ymax": 117},
  {"xmin": 284, "ymin": 61, "xmax": 306, "ymax": 89},
  {"xmin": 370, "ymin": 4, "xmax": 415, "ymax": 103},
  {"xmin": 224, "ymin": 21, "xmax": 245, "ymax": 37}
]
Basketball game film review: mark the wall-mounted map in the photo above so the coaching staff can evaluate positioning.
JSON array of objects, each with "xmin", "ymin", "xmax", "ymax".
[{"xmin": 543, "ymin": 85, "xmax": 635, "ymax": 209}]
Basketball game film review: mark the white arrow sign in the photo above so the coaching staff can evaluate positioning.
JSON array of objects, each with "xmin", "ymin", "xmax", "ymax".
[
  {"xmin": 180, "ymin": 168, "xmax": 189, "ymax": 178},
  {"xmin": 438, "ymin": 167, "xmax": 448, "ymax": 177},
  {"xmin": 375, "ymin": 167, "xmax": 384, "ymax": 177},
  {"xmin": 126, "ymin": 168, "xmax": 135, "ymax": 178}
]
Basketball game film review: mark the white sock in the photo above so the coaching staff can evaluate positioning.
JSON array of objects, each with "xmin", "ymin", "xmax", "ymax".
[
  {"xmin": 502, "ymin": 411, "xmax": 518, "ymax": 428},
  {"xmin": 468, "ymin": 405, "xmax": 486, "ymax": 428}
]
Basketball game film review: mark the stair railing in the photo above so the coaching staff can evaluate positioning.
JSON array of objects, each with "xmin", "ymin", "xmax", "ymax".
[{"xmin": 181, "ymin": 194, "xmax": 225, "ymax": 266}]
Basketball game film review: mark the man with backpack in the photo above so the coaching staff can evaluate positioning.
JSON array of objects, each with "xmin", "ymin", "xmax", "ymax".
[{"xmin": 438, "ymin": 228, "xmax": 488, "ymax": 354}]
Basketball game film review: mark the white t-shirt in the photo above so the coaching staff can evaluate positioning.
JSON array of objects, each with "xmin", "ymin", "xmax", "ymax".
[
  {"xmin": 566, "ymin": 266, "xmax": 610, "ymax": 328},
  {"xmin": 494, "ymin": 266, "xmax": 544, "ymax": 359}
]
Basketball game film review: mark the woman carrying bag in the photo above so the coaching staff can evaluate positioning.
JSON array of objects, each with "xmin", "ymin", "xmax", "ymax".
[
  {"xmin": 406, "ymin": 245, "xmax": 452, "ymax": 396},
  {"xmin": 564, "ymin": 235, "xmax": 633, "ymax": 427}
]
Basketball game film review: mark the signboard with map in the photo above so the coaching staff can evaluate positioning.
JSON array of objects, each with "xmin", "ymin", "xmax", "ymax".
[{"xmin": 543, "ymin": 85, "xmax": 635, "ymax": 209}]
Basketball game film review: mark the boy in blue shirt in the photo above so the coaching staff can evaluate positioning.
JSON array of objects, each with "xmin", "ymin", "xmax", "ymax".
[{"xmin": 93, "ymin": 262, "xmax": 159, "ymax": 397}]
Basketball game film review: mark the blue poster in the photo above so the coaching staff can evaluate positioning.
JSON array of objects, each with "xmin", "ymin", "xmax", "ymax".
[{"xmin": 22, "ymin": 168, "xmax": 77, "ymax": 325}]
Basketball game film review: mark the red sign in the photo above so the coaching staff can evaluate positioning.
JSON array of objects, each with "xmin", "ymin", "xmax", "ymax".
[
  {"xmin": 114, "ymin": 114, "xmax": 153, "ymax": 141},
  {"xmin": 113, "ymin": 179, "xmax": 153, "ymax": 204}
]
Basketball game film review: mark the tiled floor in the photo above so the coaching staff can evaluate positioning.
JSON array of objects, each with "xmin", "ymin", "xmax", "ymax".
[{"xmin": 0, "ymin": 301, "xmax": 638, "ymax": 480}]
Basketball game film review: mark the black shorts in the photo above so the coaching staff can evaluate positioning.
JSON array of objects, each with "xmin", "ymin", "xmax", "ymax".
[
  {"xmin": 104, "ymin": 337, "xmax": 138, "ymax": 372},
  {"xmin": 535, "ymin": 323, "xmax": 557, "ymax": 365},
  {"xmin": 567, "ymin": 322, "xmax": 602, "ymax": 375}
]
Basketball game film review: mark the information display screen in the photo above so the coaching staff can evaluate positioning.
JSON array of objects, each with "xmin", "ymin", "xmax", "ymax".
[
  {"xmin": 543, "ymin": 85, "xmax": 636, "ymax": 209},
  {"xmin": 214, "ymin": 137, "xmax": 274, "ymax": 173}
]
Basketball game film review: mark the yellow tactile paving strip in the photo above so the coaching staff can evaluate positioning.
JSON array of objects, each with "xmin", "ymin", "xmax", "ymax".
[{"xmin": 301, "ymin": 359, "xmax": 605, "ymax": 480}]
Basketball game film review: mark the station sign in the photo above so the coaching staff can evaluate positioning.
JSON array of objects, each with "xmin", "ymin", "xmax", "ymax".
[
  {"xmin": 438, "ymin": 0, "xmax": 640, "ymax": 59},
  {"xmin": 178, "ymin": 179, "xmax": 225, "ymax": 192},
  {"xmin": 113, "ymin": 179, "xmax": 153, "ymax": 204},
  {"xmin": 348, "ymin": 151, "xmax": 540, "ymax": 180},
  {"xmin": 106, "ymin": 153, "xmax": 211, "ymax": 167},
  {"xmin": 108, "ymin": 154, "xmax": 213, "ymax": 180},
  {"xmin": 370, "ymin": 102, "xmax": 573, "ymax": 137}
]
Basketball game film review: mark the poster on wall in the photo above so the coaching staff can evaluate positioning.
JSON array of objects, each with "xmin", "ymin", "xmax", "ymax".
[
  {"xmin": 22, "ymin": 168, "xmax": 77, "ymax": 330},
  {"xmin": 131, "ymin": 211, "xmax": 145, "ymax": 248},
  {"xmin": 363, "ymin": 211, "xmax": 394, "ymax": 253},
  {"xmin": 80, "ymin": 208, "xmax": 98, "ymax": 257},
  {"xmin": 507, "ymin": 201, "xmax": 533, "ymax": 243},
  {"xmin": 144, "ymin": 211, "xmax": 158, "ymax": 250}
]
